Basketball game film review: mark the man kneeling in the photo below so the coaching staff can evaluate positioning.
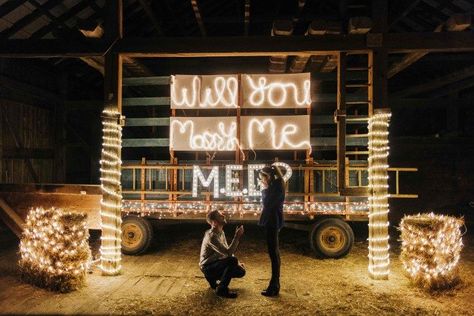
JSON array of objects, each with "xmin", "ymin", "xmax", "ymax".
[{"xmin": 199, "ymin": 210, "xmax": 245, "ymax": 298}]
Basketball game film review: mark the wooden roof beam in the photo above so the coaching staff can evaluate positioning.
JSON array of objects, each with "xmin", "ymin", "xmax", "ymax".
[
  {"xmin": 191, "ymin": 0, "xmax": 206, "ymax": 36},
  {"xmin": 137, "ymin": 0, "xmax": 164, "ymax": 36},
  {"xmin": 244, "ymin": 0, "xmax": 250, "ymax": 35},
  {"xmin": 392, "ymin": 64, "xmax": 474, "ymax": 98},
  {"xmin": 3, "ymin": 32, "xmax": 474, "ymax": 58},
  {"xmin": 0, "ymin": 0, "xmax": 60, "ymax": 39},
  {"xmin": 388, "ymin": 13, "xmax": 471, "ymax": 79}
]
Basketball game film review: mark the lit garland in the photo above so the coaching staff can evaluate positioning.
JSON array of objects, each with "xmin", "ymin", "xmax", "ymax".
[
  {"xmin": 19, "ymin": 207, "xmax": 91, "ymax": 292},
  {"xmin": 368, "ymin": 111, "xmax": 391, "ymax": 280},
  {"xmin": 399, "ymin": 213, "xmax": 464, "ymax": 290},
  {"xmin": 99, "ymin": 109, "xmax": 123, "ymax": 275},
  {"xmin": 122, "ymin": 200, "xmax": 369, "ymax": 218}
]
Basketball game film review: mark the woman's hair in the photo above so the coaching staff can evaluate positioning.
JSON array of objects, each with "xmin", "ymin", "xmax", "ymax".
[{"xmin": 260, "ymin": 165, "xmax": 287, "ymax": 189}]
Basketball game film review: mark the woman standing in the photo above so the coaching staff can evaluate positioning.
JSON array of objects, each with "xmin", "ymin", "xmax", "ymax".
[{"xmin": 258, "ymin": 165, "xmax": 286, "ymax": 297}]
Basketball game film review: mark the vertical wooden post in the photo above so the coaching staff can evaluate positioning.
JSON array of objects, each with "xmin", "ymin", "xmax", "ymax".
[
  {"xmin": 100, "ymin": 0, "xmax": 123, "ymax": 276},
  {"xmin": 368, "ymin": 0, "xmax": 390, "ymax": 280},
  {"xmin": 336, "ymin": 52, "xmax": 347, "ymax": 193}
]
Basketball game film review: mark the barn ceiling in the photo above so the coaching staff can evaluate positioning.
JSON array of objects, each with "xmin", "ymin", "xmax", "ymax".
[{"xmin": 0, "ymin": 0, "xmax": 473, "ymax": 99}]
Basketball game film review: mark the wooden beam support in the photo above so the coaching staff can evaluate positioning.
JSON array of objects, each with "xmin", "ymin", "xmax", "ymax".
[
  {"xmin": 388, "ymin": 14, "xmax": 472, "ymax": 78},
  {"xmin": 336, "ymin": 52, "xmax": 347, "ymax": 191},
  {"xmin": 0, "ymin": 198, "xmax": 24, "ymax": 238},
  {"xmin": 1, "ymin": 32, "xmax": 474, "ymax": 58}
]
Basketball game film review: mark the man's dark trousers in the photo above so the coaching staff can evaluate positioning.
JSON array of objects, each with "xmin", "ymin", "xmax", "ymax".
[{"xmin": 202, "ymin": 257, "xmax": 245, "ymax": 288}]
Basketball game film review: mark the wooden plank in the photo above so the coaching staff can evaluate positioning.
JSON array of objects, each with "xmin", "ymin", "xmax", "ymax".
[
  {"xmin": 125, "ymin": 118, "xmax": 170, "ymax": 126},
  {"xmin": 123, "ymin": 97, "xmax": 170, "ymax": 106},
  {"xmin": 122, "ymin": 76, "xmax": 170, "ymax": 86},
  {"xmin": 0, "ymin": 106, "xmax": 39, "ymax": 182},
  {"xmin": 336, "ymin": 52, "xmax": 347, "ymax": 191},
  {"xmin": 122, "ymin": 137, "xmax": 367, "ymax": 148},
  {"xmin": 123, "ymin": 138, "xmax": 169, "ymax": 147},
  {"xmin": 2, "ymin": 147, "xmax": 54, "ymax": 159}
]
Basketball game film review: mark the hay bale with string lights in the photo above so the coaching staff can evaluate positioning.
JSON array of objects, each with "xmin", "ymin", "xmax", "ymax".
[
  {"xmin": 19, "ymin": 207, "xmax": 91, "ymax": 292},
  {"xmin": 399, "ymin": 213, "xmax": 464, "ymax": 291}
]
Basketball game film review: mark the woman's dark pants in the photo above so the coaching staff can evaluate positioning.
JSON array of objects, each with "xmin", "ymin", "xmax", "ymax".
[
  {"xmin": 266, "ymin": 226, "xmax": 281, "ymax": 289},
  {"xmin": 202, "ymin": 257, "xmax": 245, "ymax": 289}
]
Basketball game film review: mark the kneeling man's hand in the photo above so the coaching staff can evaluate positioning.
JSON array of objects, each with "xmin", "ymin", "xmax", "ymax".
[{"xmin": 235, "ymin": 225, "xmax": 244, "ymax": 238}]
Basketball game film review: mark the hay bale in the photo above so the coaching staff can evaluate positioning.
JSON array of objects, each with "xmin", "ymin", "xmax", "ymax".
[
  {"xmin": 19, "ymin": 207, "xmax": 91, "ymax": 292},
  {"xmin": 399, "ymin": 213, "xmax": 464, "ymax": 290}
]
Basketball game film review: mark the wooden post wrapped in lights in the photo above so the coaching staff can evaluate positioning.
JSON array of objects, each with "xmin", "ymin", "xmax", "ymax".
[
  {"xmin": 19, "ymin": 207, "xmax": 91, "ymax": 292},
  {"xmin": 400, "ymin": 213, "xmax": 464, "ymax": 290},
  {"xmin": 99, "ymin": 109, "xmax": 123, "ymax": 275},
  {"xmin": 368, "ymin": 110, "xmax": 391, "ymax": 280}
]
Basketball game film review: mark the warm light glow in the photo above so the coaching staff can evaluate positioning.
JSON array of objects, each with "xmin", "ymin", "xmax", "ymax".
[
  {"xmin": 122, "ymin": 200, "xmax": 369, "ymax": 217},
  {"xmin": 19, "ymin": 207, "xmax": 91, "ymax": 292},
  {"xmin": 368, "ymin": 111, "xmax": 391, "ymax": 280},
  {"xmin": 400, "ymin": 213, "xmax": 464, "ymax": 290},
  {"xmin": 99, "ymin": 109, "xmax": 123, "ymax": 276}
]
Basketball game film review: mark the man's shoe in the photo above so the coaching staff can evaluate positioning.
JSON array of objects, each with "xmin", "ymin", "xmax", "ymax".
[
  {"xmin": 208, "ymin": 280, "xmax": 218, "ymax": 289},
  {"xmin": 261, "ymin": 287, "xmax": 279, "ymax": 297},
  {"xmin": 216, "ymin": 286, "xmax": 238, "ymax": 298}
]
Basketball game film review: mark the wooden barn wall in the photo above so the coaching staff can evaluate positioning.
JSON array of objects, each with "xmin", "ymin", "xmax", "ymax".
[{"xmin": 0, "ymin": 100, "xmax": 54, "ymax": 183}]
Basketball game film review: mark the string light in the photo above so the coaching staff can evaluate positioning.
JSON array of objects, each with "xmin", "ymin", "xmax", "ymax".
[
  {"xmin": 122, "ymin": 200, "xmax": 369, "ymax": 218},
  {"xmin": 399, "ymin": 213, "xmax": 464, "ymax": 290},
  {"xmin": 368, "ymin": 111, "xmax": 392, "ymax": 280},
  {"xmin": 245, "ymin": 117, "xmax": 312, "ymax": 152},
  {"xmin": 225, "ymin": 165, "xmax": 243, "ymax": 197},
  {"xmin": 244, "ymin": 74, "xmax": 311, "ymax": 108},
  {"xmin": 19, "ymin": 207, "xmax": 91, "ymax": 292},
  {"xmin": 247, "ymin": 164, "xmax": 266, "ymax": 196},
  {"xmin": 171, "ymin": 75, "xmax": 238, "ymax": 109},
  {"xmin": 99, "ymin": 109, "xmax": 123, "ymax": 276},
  {"xmin": 170, "ymin": 74, "xmax": 311, "ymax": 109},
  {"xmin": 170, "ymin": 118, "xmax": 238, "ymax": 151}
]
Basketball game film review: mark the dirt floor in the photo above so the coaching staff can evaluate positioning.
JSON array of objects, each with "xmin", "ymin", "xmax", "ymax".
[{"xmin": 0, "ymin": 222, "xmax": 473, "ymax": 316}]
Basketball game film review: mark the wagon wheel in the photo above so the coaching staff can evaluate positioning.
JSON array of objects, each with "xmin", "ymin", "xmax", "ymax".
[
  {"xmin": 309, "ymin": 218, "xmax": 354, "ymax": 258},
  {"xmin": 121, "ymin": 216, "xmax": 153, "ymax": 255}
]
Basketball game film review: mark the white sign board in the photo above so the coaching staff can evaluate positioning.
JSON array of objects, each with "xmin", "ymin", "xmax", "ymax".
[
  {"xmin": 241, "ymin": 73, "xmax": 311, "ymax": 108},
  {"xmin": 240, "ymin": 115, "xmax": 311, "ymax": 151},
  {"xmin": 171, "ymin": 73, "xmax": 311, "ymax": 109},
  {"xmin": 171, "ymin": 75, "xmax": 239, "ymax": 109},
  {"xmin": 170, "ymin": 117, "xmax": 238, "ymax": 151}
]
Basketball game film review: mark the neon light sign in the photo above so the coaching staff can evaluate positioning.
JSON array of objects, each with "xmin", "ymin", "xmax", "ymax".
[{"xmin": 170, "ymin": 73, "xmax": 311, "ymax": 109}]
